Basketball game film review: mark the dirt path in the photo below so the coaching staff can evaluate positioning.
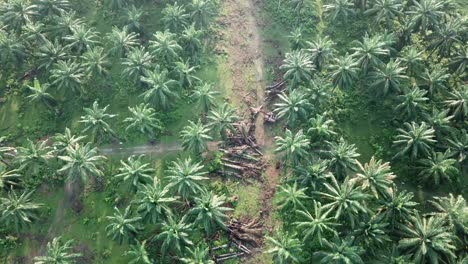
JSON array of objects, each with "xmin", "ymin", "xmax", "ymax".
[{"xmin": 217, "ymin": 0, "xmax": 281, "ymax": 258}]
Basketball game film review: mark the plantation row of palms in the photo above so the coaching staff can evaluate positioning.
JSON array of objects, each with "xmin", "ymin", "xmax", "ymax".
[{"xmin": 263, "ymin": 0, "xmax": 467, "ymax": 262}]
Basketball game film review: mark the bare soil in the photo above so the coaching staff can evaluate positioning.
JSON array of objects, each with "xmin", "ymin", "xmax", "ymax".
[{"xmin": 217, "ymin": 0, "xmax": 281, "ymax": 258}]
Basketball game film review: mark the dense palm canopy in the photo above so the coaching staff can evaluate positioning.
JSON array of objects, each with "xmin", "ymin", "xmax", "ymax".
[
  {"xmin": 445, "ymin": 85, "xmax": 467, "ymax": 119},
  {"xmin": 378, "ymin": 186, "xmax": 418, "ymax": 228},
  {"xmin": 323, "ymin": 138, "xmax": 360, "ymax": 179},
  {"xmin": 0, "ymin": 0, "xmax": 36, "ymax": 34},
  {"xmin": 419, "ymin": 65, "xmax": 449, "ymax": 96},
  {"xmin": 53, "ymin": 128, "xmax": 86, "ymax": 155},
  {"xmin": 393, "ymin": 122, "xmax": 436, "ymax": 159},
  {"xmin": 180, "ymin": 119, "xmax": 212, "ymax": 154},
  {"xmin": 106, "ymin": 26, "xmax": 138, "ymax": 57},
  {"xmin": 430, "ymin": 194, "xmax": 467, "ymax": 235},
  {"xmin": 63, "ymin": 25, "xmax": 99, "ymax": 54},
  {"xmin": 26, "ymin": 79, "xmax": 56, "ymax": 109},
  {"xmin": 276, "ymin": 182, "xmax": 309, "ymax": 211},
  {"xmin": 351, "ymin": 34, "xmax": 389, "ymax": 73},
  {"xmin": 122, "ymin": 47, "xmax": 154, "ymax": 83},
  {"xmin": 306, "ymin": 36, "xmax": 335, "ymax": 71},
  {"xmin": 149, "ymin": 31, "xmax": 182, "ymax": 63},
  {"xmin": 365, "ymin": 0, "xmax": 403, "ymax": 25},
  {"xmin": 162, "ymin": 2, "xmax": 189, "ymax": 32},
  {"xmin": 407, "ymin": 0, "xmax": 444, "ymax": 33},
  {"xmin": 307, "ymin": 114, "xmax": 337, "ymax": 141},
  {"xmin": 36, "ymin": 40, "xmax": 69, "ymax": 70},
  {"xmin": 192, "ymin": 83, "xmax": 219, "ymax": 113},
  {"xmin": 34, "ymin": 236, "xmax": 82, "ymax": 264},
  {"xmin": 0, "ymin": 166, "xmax": 21, "ymax": 190},
  {"xmin": 324, "ymin": 0, "xmax": 354, "ymax": 22},
  {"xmin": 81, "ymin": 46, "xmax": 110, "ymax": 78},
  {"xmin": 369, "ymin": 60, "xmax": 408, "ymax": 96},
  {"xmin": 0, "ymin": 30, "xmax": 25, "ymax": 66},
  {"xmin": 125, "ymin": 240, "xmax": 151, "ymax": 264},
  {"xmin": 395, "ymin": 86, "xmax": 428, "ymax": 120}
]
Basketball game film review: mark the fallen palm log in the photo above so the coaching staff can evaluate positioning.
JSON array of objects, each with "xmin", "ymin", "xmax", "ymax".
[
  {"xmin": 227, "ymin": 218, "xmax": 263, "ymax": 247},
  {"xmin": 266, "ymin": 80, "xmax": 286, "ymax": 90},
  {"xmin": 215, "ymin": 252, "xmax": 245, "ymax": 262}
]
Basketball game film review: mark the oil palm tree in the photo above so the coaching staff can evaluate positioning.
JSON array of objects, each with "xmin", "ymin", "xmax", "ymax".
[
  {"xmin": 134, "ymin": 178, "xmax": 177, "ymax": 224},
  {"xmin": 445, "ymin": 129, "xmax": 467, "ymax": 163},
  {"xmin": 125, "ymin": 240, "xmax": 151, "ymax": 264},
  {"xmin": 80, "ymin": 101, "xmax": 117, "ymax": 142},
  {"xmin": 50, "ymin": 60, "xmax": 85, "ymax": 95},
  {"xmin": 190, "ymin": 0, "xmax": 215, "ymax": 28},
  {"xmin": 0, "ymin": 0, "xmax": 36, "ymax": 34},
  {"xmin": 280, "ymin": 50, "xmax": 315, "ymax": 88},
  {"xmin": 352, "ymin": 215, "xmax": 390, "ymax": 250},
  {"xmin": 141, "ymin": 68, "xmax": 178, "ymax": 110},
  {"xmin": 324, "ymin": 0, "xmax": 354, "ymax": 22},
  {"xmin": 274, "ymin": 89, "xmax": 312, "ymax": 127},
  {"xmin": 115, "ymin": 155, "xmax": 154, "ymax": 192},
  {"xmin": 329, "ymin": 54, "xmax": 359, "ymax": 90},
  {"xmin": 125, "ymin": 103, "xmax": 162, "ymax": 138},
  {"xmin": 307, "ymin": 114, "xmax": 337, "ymax": 141},
  {"xmin": 34, "ymin": 236, "xmax": 82, "ymax": 264},
  {"xmin": 288, "ymin": 28, "xmax": 306, "ymax": 50},
  {"xmin": 50, "ymin": 10, "xmax": 83, "ymax": 38},
  {"xmin": 109, "ymin": 0, "xmax": 127, "ymax": 10},
  {"xmin": 26, "ymin": 78, "xmax": 56, "ymax": 110},
  {"xmin": 449, "ymin": 46, "xmax": 467, "ymax": 75},
  {"xmin": 122, "ymin": 47, "xmax": 154, "ymax": 84},
  {"xmin": 81, "ymin": 46, "xmax": 110, "ymax": 78},
  {"xmin": 0, "ymin": 166, "xmax": 21, "ymax": 190},
  {"xmin": 166, "ymin": 157, "xmax": 208, "ymax": 200},
  {"xmin": 355, "ymin": 156, "xmax": 396, "ymax": 199},
  {"xmin": 180, "ymin": 245, "xmax": 214, "ymax": 264},
  {"xmin": 106, "ymin": 206, "xmax": 142, "ymax": 245},
  {"xmin": 291, "ymin": 159, "xmax": 330, "ymax": 190},
  {"xmin": 444, "ymin": 85, "xmax": 467, "ymax": 119},
  {"xmin": 378, "ymin": 186, "xmax": 418, "ymax": 229},
  {"xmin": 190, "ymin": 190, "xmax": 232, "ymax": 235},
  {"xmin": 22, "ymin": 21, "xmax": 47, "ymax": 46},
  {"xmin": 306, "ymin": 36, "xmax": 335, "ymax": 71},
  {"xmin": 162, "ymin": 2, "xmax": 189, "ymax": 32},
  {"xmin": 294, "ymin": 201, "xmax": 339, "ymax": 245},
  {"xmin": 419, "ymin": 65, "xmax": 449, "ymax": 96},
  {"xmin": 418, "ymin": 150, "xmax": 459, "ymax": 185},
  {"xmin": 314, "ymin": 236, "xmax": 364, "ymax": 264},
  {"xmin": 0, "ymin": 137, "xmax": 15, "ymax": 167},
  {"xmin": 398, "ymin": 213, "xmax": 456, "ymax": 264},
  {"xmin": 428, "ymin": 16, "xmax": 465, "ymax": 57},
  {"xmin": 63, "ymin": 25, "xmax": 99, "ymax": 54},
  {"xmin": 15, "ymin": 139, "xmax": 54, "ymax": 175},
  {"xmin": 156, "ymin": 215, "xmax": 194, "ymax": 256},
  {"xmin": 173, "ymin": 60, "xmax": 200, "ymax": 89},
  {"xmin": 124, "ymin": 5, "xmax": 144, "ymax": 34},
  {"xmin": 58, "ymin": 143, "xmax": 106, "ymax": 183},
  {"xmin": 424, "ymin": 107, "xmax": 454, "ymax": 138},
  {"xmin": 207, "ymin": 103, "xmax": 239, "ymax": 139},
  {"xmin": 180, "ymin": 119, "xmax": 212, "ymax": 154},
  {"xmin": 275, "ymin": 129, "xmax": 310, "ymax": 166},
  {"xmin": 106, "ymin": 26, "xmax": 138, "ymax": 58},
  {"xmin": 0, "ymin": 189, "xmax": 43, "ymax": 232},
  {"xmin": 276, "ymin": 182, "xmax": 309, "ymax": 211},
  {"xmin": 0, "ymin": 30, "xmax": 26, "ymax": 66},
  {"xmin": 316, "ymin": 175, "xmax": 370, "ymax": 228},
  {"xmin": 266, "ymin": 231, "xmax": 302, "ymax": 264},
  {"xmin": 393, "ymin": 122, "xmax": 436, "ymax": 160},
  {"xmin": 395, "ymin": 86, "xmax": 428, "ymax": 120},
  {"xmin": 430, "ymin": 194, "xmax": 467, "ymax": 236},
  {"xmin": 351, "ymin": 34, "xmax": 389, "ymax": 73},
  {"xmin": 407, "ymin": 0, "xmax": 444, "ymax": 34},
  {"xmin": 36, "ymin": 39, "xmax": 69, "ymax": 70},
  {"xmin": 365, "ymin": 0, "xmax": 402, "ymax": 26},
  {"xmin": 150, "ymin": 31, "xmax": 182, "ymax": 63},
  {"xmin": 33, "ymin": 0, "xmax": 70, "ymax": 18},
  {"xmin": 181, "ymin": 23, "xmax": 203, "ymax": 59},
  {"xmin": 323, "ymin": 138, "xmax": 360, "ymax": 179},
  {"xmin": 399, "ymin": 47, "xmax": 424, "ymax": 77},
  {"xmin": 192, "ymin": 83, "xmax": 219, "ymax": 113},
  {"xmin": 53, "ymin": 128, "xmax": 86, "ymax": 155},
  {"xmin": 369, "ymin": 60, "xmax": 408, "ymax": 96}
]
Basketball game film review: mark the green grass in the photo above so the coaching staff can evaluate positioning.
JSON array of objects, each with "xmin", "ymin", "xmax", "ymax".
[{"xmin": 231, "ymin": 181, "xmax": 262, "ymax": 219}]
